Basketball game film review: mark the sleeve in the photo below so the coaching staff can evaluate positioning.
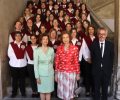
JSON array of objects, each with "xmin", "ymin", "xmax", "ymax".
[
  {"xmin": 74, "ymin": 47, "xmax": 80, "ymax": 74},
  {"xmin": 55, "ymin": 47, "xmax": 60, "ymax": 72},
  {"xmin": 9, "ymin": 35, "xmax": 13, "ymax": 43},
  {"xmin": 34, "ymin": 49, "xmax": 39, "ymax": 79},
  {"xmin": 79, "ymin": 39, "xmax": 83, "ymax": 61},
  {"xmin": 51, "ymin": 48, "xmax": 55, "ymax": 63},
  {"xmin": 7, "ymin": 44, "xmax": 13, "ymax": 58},
  {"xmin": 82, "ymin": 38, "xmax": 91, "ymax": 61}
]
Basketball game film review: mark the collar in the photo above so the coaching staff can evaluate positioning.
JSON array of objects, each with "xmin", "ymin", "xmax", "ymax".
[{"xmin": 99, "ymin": 40, "xmax": 105, "ymax": 44}]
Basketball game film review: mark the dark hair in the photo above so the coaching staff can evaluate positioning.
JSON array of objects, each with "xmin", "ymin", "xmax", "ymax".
[
  {"xmin": 30, "ymin": 34, "xmax": 37, "ymax": 39},
  {"xmin": 14, "ymin": 31, "xmax": 23, "ymax": 38},
  {"xmin": 49, "ymin": 28, "xmax": 57, "ymax": 39},
  {"xmin": 87, "ymin": 25, "xmax": 96, "ymax": 35},
  {"xmin": 38, "ymin": 33, "xmax": 50, "ymax": 47},
  {"xmin": 34, "ymin": 14, "xmax": 41, "ymax": 22}
]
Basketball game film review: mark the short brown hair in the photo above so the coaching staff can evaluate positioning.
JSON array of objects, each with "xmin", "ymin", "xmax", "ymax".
[{"xmin": 38, "ymin": 33, "xmax": 50, "ymax": 47}]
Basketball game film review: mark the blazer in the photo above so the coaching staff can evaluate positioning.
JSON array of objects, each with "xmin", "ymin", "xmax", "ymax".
[
  {"xmin": 90, "ymin": 39, "xmax": 114, "ymax": 78},
  {"xmin": 34, "ymin": 47, "xmax": 54, "ymax": 78}
]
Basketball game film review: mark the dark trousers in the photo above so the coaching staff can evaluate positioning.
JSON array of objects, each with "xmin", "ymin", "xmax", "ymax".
[
  {"xmin": 10, "ymin": 66, "xmax": 26, "ymax": 95},
  {"xmin": 93, "ymin": 69, "xmax": 109, "ymax": 100},
  {"xmin": 27, "ymin": 64, "xmax": 37, "ymax": 92},
  {"xmin": 84, "ymin": 62, "xmax": 92, "ymax": 93},
  {"xmin": 80, "ymin": 59, "xmax": 92, "ymax": 93}
]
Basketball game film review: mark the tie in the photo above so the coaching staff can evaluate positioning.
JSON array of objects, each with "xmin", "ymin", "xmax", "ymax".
[{"xmin": 100, "ymin": 43, "xmax": 103, "ymax": 56}]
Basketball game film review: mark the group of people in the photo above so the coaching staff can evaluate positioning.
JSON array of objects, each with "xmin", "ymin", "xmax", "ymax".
[{"xmin": 7, "ymin": 0, "xmax": 114, "ymax": 100}]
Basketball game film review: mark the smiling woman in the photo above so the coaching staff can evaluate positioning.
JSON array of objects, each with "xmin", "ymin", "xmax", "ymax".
[
  {"xmin": 34, "ymin": 33, "xmax": 54, "ymax": 100},
  {"xmin": 55, "ymin": 32, "xmax": 80, "ymax": 100}
]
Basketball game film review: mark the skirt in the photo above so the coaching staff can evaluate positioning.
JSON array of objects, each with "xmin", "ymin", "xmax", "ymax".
[
  {"xmin": 37, "ymin": 74, "xmax": 54, "ymax": 93},
  {"xmin": 57, "ymin": 72, "xmax": 77, "ymax": 100}
]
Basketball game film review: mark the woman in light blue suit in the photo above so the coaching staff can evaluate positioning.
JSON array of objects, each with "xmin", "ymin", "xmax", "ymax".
[{"xmin": 34, "ymin": 34, "xmax": 54, "ymax": 100}]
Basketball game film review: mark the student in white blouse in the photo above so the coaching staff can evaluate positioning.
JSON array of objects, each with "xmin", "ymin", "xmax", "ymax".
[{"xmin": 8, "ymin": 32, "xmax": 27, "ymax": 98}]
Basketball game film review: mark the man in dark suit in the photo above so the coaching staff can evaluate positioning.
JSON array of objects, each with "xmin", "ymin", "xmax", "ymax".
[{"xmin": 90, "ymin": 27, "xmax": 114, "ymax": 100}]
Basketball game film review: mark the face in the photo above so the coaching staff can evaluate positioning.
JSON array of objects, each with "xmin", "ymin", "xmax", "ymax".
[
  {"xmin": 49, "ymin": 14, "xmax": 54, "ymax": 21},
  {"xmin": 66, "ymin": 24, "xmax": 72, "ymax": 31},
  {"xmin": 59, "ymin": 10, "xmax": 64, "ymax": 17},
  {"xmin": 49, "ymin": 0, "xmax": 53, "ymax": 5},
  {"xmin": 46, "ymin": 10, "xmax": 51, "ymax": 16},
  {"xmin": 71, "ymin": 30, "xmax": 77, "ymax": 38},
  {"xmin": 76, "ymin": 21, "xmax": 82, "ymax": 28},
  {"xmin": 37, "ymin": 9, "xmax": 41, "ymax": 14},
  {"xmin": 83, "ymin": 21, "xmax": 89, "ymax": 29},
  {"xmin": 65, "ymin": 15, "xmax": 70, "ymax": 21},
  {"xmin": 62, "ymin": 0, "xmax": 67, "ymax": 3},
  {"xmin": 19, "ymin": 17, "xmax": 24, "ymax": 23},
  {"xmin": 50, "ymin": 31, "xmax": 56, "ymax": 39},
  {"xmin": 15, "ymin": 22, "xmax": 22, "ymax": 31},
  {"xmin": 68, "ymin": 3, "xmax": 72, "ymax": 8},
  {"xmin": 98, "ymin": 29, "xmax": 107, "ymax": 42},
  {"xmin": 81, "ymin": 13, "xmax": 87, "ymax": 21},
  {"xmin": 62, "ymin": 34, "xmax": 70, "ymax": 44},
  {"xmin": 36, "ymin": 15, "xmax": 41, "ymax": 22},
  {"xmin": 54, "ymin": 4, "xmax": 59, "ymax": 10},
  {"xmin": 41, "ymin": 36, "xmax": 49, "ymax": 46},
  {"xmin": 27, "ymin": 19, "xmax": 33, "ymax": 27},
  {"xmin": 88, "ymin": 27, "xmax": 95, "ymax": 35},
  {"xmin": 31, "ymin": 36, "xmax": 37, "ymax": 44},
  {"xmin": 25, "ymin": 8, "xmax": 30, "ymax": 15},
  {"xmin": 75, "ymin": 10, "xmax": 79, "ymax": 16},
  {"xmin": 40, "ymin": 26, "xmax": 46, "ymax": 33},
  {"xmin": 15, "ymin": 34, "xmax": 22, "ymax": 42},
  {"xmin": 81, "ymin": 4, "xmax": 86, "ymax": 10},
  {"xmin": 53, "ymin": 19, "xmax": 58, "ymax": 26},
  {"xmin": 41, "ymin": 3, "xmax": 46, "ymax": 8},
  {"xmin": 28, "ymin": 4, "xmax": 33, "ymax": 9}
]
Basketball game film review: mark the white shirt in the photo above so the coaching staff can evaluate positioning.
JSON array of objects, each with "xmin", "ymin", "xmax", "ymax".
[
  {"xmin": 99, "ymin": 41, "xmax": 105, "ymax": 58},
  {"xmin": 79, "ymin": 38, "xmax": 91, "ymax": 61},
  {"xmin": 8, "ymin": 41, "xmax": 27, "ymax": 67},
  {"xmin": 71, "ymin": 38, "xmax": 78, "ymax": 45},
  {"xmin": 26, "ymin": 45, "xmax": 38, "ymax": 64},
  {"xmin": 36, "ymin": 22, "xmax": 41, "ymax": 28}
]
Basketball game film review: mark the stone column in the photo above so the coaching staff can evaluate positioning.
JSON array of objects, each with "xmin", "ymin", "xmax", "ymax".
[
  {"xmin": 0, "ymin": 0, "xmax": 26, "ymax": 99},
  {"xmin": 115, "ymin": 0, "xmax": 120, "ymax": 99}
]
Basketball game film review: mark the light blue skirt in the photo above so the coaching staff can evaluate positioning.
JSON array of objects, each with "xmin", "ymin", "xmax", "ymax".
[{"xmin": 37, "ymin": 75, "xmax": 54, "ymax": 93}]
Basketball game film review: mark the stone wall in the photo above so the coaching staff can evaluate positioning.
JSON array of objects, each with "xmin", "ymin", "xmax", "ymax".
[
  {"xmin": 87, "ymin": 0, "xmax": 114, "ymax": 19},
  {"xmin": 0, "ymin": 0, "xmax": 26, "ymax": 99}
]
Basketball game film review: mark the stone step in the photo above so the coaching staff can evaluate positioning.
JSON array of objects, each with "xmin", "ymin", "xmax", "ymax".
[
  {"xmin": 5, "ymin": 86, "xmax": 113, "ymax": 100},
  {"xmin": 3, "ymin": 97, "xmax": 114, "ymax": 100}
]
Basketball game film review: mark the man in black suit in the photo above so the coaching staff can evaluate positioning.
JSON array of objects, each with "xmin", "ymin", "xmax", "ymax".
[{"xmin": 90, "ymin": 27, "xmax": 114, "ymax": 100}]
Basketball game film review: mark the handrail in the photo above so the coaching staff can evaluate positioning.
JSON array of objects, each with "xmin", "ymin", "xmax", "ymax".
[
  {"xmin": 91, "ymin": 0, "xmax": 114, "ymax": 11},
  {"xmin": 86, "ymin": 4, "xmax": 114, "ymax": 39}
]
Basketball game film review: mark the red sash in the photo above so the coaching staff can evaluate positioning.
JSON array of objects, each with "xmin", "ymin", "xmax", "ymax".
[
  {"xmin": 26, "ymin": 45, "xmax": 33, "ymax": 60},
  {"xmin": 11, "ymin": 42, "xmax": 26, "ymax": 59}
]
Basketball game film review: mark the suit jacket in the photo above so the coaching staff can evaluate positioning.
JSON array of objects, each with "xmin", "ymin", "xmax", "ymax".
[
  {"xmin": 90, "ymin": 39, "xmax": 114, "ymax": 78},
  {"xmin": 34, "ymin": 47, "xmax": 54, "ymax": 78}
]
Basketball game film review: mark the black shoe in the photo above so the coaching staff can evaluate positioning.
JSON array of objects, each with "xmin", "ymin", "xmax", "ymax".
[
  {"xmin": 22, "ymin": 94, "xmax": 26, "ymax": 97},
  {"xmin": 32, "ymin": 93, "xmax": 36, "ymax": 98},
  {"xmin": 86, "ymin": 92, "xmax": 90, "ymax": 97},
  {"xmin": 10, "ymin": 94, "xmax": 17, "ymax": 98}
]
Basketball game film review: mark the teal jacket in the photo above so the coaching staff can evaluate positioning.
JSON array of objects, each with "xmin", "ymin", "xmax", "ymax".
[{"xmin": 34, "ymin": 47, "xmax": 54, "ymax": 78}]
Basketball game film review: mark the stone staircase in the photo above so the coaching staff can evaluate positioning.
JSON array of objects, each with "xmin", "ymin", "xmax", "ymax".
[{"xmin": 3, "ymin": 87, "xmax": 114, "ymax": 100}]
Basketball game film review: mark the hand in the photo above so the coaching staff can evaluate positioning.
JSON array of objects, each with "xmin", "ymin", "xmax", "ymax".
[
  {"xmin": 87, "ymin": 58, "xmax": 92, "ymax": 64},
  {"xmin": 36, "ymin": 78, "xmax": 41, "ymax": 84},
  {"xmin": 55, "ymin": 74, "xmax": 58, "ymax": 82},
  {"xmin": 76, "ymin": 74, "xmax": 80, "ymax": 81}
]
